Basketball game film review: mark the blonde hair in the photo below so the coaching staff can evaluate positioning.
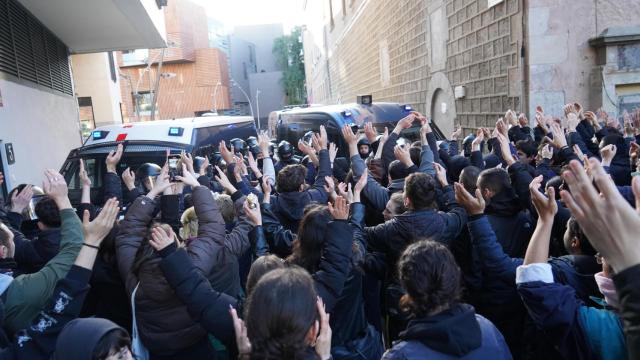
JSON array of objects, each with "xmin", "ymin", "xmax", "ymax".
[{"xmin": 180, "ymin": 207, "xmax": 199, "ymax": 239}]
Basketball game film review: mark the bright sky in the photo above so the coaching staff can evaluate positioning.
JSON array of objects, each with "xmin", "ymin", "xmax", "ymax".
[{"xmin": 192, "ymin": 0, "xmax": 306, "ymax": 34}]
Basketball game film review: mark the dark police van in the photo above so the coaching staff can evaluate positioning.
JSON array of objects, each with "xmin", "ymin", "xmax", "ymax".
[
  {"xmin": 60, "ymin": 115, "xmax": 257, "ymax": 206},
  {"xmin": 268, "ymin": 101, "xmax": 446, "ymax": 158}
]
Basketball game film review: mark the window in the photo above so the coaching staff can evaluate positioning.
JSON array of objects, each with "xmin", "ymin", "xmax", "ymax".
[
  {"xmin": 243, "ymin": 62, "xmax": 248, "ymax": 79},
  {"xmin": 133, "ymin": 92, "xmax": 153, "ymax": 115},
  {"xmin": 0, "ymin": 0, "xmax": 73, "ymax": 95},
  {"xmin": 78, "ymin": 97, "xmax": 95, "ymax": 139},
  {"xmin": 121, "ymin": 49, "xmax": 149, "ymax": 67}
]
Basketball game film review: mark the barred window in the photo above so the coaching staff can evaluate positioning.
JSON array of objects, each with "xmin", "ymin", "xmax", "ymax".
[{"xmin": 0, "ymin": 0, "xmax": 73, "ymax": 95}]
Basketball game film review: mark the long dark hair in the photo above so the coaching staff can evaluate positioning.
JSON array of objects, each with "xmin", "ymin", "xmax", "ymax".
[
  {"xmin": 245, "ymin": 267, "xmax": 318, "ymax": 360},
  {"xmin": 398, "ymin": 240, "xmax": 462, "ymax": 318},
  {"xmin": 287, "ymin": 204, "xmax": 332, "ymax": 273}
]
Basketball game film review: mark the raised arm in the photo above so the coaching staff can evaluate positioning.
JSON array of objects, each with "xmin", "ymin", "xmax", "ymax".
[
  {"xmin": 152, "ymin": 241, "xmax": 237, "ymax": 355},
  {"xmin": 116, "ymin": 165, "xmax": 170, "ymax": 282},
  {"xmin": 455, "ymin": 183, "xmax": 522, "ymax": 281},
  {"xmin": 313, "ymin": 197, "xmax": 353, "ymax": 312},
  {"xmin": 2, "ymin": 170, "xmax": 86, "ymax": 334}
]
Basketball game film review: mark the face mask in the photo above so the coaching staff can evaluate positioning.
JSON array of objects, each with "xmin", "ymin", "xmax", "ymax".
[{"xmin": 594, "ymin": 272, "xmax": 619, "ymax": 308}]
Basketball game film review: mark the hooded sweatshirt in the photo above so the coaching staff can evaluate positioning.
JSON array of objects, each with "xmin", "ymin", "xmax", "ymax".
[
  {"xmin": 383, "ymin": 304, "xmax": 512, "ymax": 359},
  {"xmin": 54, "ymin": 318, "xmax": 124, "ymax": 360}
]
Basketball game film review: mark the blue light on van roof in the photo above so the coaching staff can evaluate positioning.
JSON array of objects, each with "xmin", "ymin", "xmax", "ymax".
[
  {"xmin": 403, "ymin": 105, "xmax": 413, "ymax": 112},
  {"xmin": 341, "ymin": 111, "xmax": 352, "ymax": 118},
  {"xmin": 91, "ymin": 131, "xmax": 109, "ymax": 140},
  {"xmin": 168, "ymin": 127, "xmax": 184, "ymax": 136}
]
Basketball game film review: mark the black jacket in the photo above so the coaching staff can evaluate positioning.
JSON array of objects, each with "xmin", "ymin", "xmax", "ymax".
[
  {"xmin": 365, "ymin": 185, "xmax": 467, "ymax": 273},
  {"xmin": 270, "ymin": 150, "xmax": 331, "ymax": 233},
  {"xmin": 484, "ymin": 189, "xmax": 534, "ymax": 258},
  {"xmin": 159, "ymin": 246, "xmax": 238, "ymax": 355},
  {"xmin": 612, "ymin": 264, "xmax": 640, "ymax": 360}
]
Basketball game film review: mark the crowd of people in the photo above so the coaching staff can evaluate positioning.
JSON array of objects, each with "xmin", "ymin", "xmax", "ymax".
[{"xmin": 0, "ymin": 103, "xmax": 638, "ymax": 360}]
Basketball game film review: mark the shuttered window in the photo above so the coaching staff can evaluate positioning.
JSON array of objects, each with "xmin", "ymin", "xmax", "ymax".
[{"xmin": 0, "ymin": 0, "xmax": 73, "ymax": 95}]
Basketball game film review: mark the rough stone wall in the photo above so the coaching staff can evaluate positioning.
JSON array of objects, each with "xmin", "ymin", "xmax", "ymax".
[{"xmin": 445, "ymin": 0, "xmax": 523, "ymax": 132}]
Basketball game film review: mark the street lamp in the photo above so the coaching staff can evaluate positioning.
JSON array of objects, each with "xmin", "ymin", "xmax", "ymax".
[
  {"xmin": 230, "ymin": 78, "xmax": 254, "ymax": 120},
  {"xmin": 212, "ymin": 81, "xmax": 222, "ymax": 114},
  {"xmin": 256, "ymin": 88, "xmax": 261, "ymax": 130}
]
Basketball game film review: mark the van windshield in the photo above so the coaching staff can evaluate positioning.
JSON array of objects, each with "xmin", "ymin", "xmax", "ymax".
[{"xmin": 62, "ymin": 142, "xmax": 186, "ymax": 206}]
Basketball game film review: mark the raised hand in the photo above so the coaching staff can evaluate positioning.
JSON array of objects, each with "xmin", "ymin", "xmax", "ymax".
[
  {"xmin": 328, "ymin": 196, "xmax": 349, "ymax": 220},
  {"xmin": 336, "ymin": 182, "xmax": 353, "ymax": 204},
  {"xmin": 219, "ymin": 140, "xmax": 235, "ymax": 164},
  {"xmin": 122, "ymin": 167, "xmax": 136, "ymax": 191},
  {"xmin": 298, "ymin": 139, "xmax": 315, "ymax": 155},
  {"xmin": 328, "ymin": 143, "xmax": 338, "ymax": 164},
  {"xmin": 518, "ymin": 113, "xmax": 528, "ymax": 127},
  {"xmin": 561, "ymin": 159, "xmax": 640, "ymax": 272},
  {"xmin": 106, "ymin": 143, "xmax": 123, "ymax": 173},
  {"xmin": 43, "ymin": 169, "xmax": 71, "ymax": 209},
  {"xmin": 471, "ymin": 128, "xmax": 484, "ymax": 152},
  {"xmin": 243, "ymin": 199, "xmax": 262, "ymax": 226},
  {"xmin": 83, "ymin": 197, "xmax": 119, "ymax": 246},
  {"xmin": 323, "ymin": 176, "xmax": 336, "ymax": 196},
  {"xmin": 364, "ymin": 122, "xmax": 377, "ymax": 143},
  {"xmin": 495, "ymin": 118, "xmax": 508, "ymax": 137},
  {"xmin": 393, "ymin": 113, "xmax": 415, "ymax": 134},
  {"xmin": 566, "ymin": 113, "xmax": 579, "ymax": 132},
  {"xmin": 600, "ymin": 144, "xmax": 617, "ymax": 167},
  {"xmin": 451, "ymin": 125, "xmax": 463, "ymax": 141},
  {"xmin": 175, "ymin": 164, "xmax": 200, "ymax": 188},
  {"xmin": 258, "ymin": 131, "xmax": 271, "ymax": 157},
  {"xmin": 496, "ymin": 132, "xmax": 515, "ymax": 166},
  {"xmin": 433, "ymin": 162, "xmax": 448, "ymax": 187},
  {"xmin": 454, "ymin": 182, "xmax": 485, "ymax": 215},
  {"xmin": 147, "ymin": 165, "xmax": 171, "ymax": 198},
  {"xmin": 529, "ymin": 176, "xmax": 556, "ymax": 221},
  {"xmin": 180, "ymin": 151, "xmax": 195, "ymax": 175},
  {"xmin": 214, "ymin": 165, "xmax": 237, "ymax": 194},
  {"xmin": 149, "ymin": 225, "xmax": 175, "ymax": 252},
  {"xmin": 546, "ymin": 122, "xmax": 567, "ymax": 149},
  {"xmin": 342, "ymin": 124, "xmax": 359, "ymax": 157},
  {"xmin": 353, "ymin": 169, "xmax": 368, "ymax": 198},
  {"xmin": 318, "ymin": 125, "xmax": 328, "ymax": 150},
  {"xmin": 394, "ymin": 145, "xmax": 413, "ymax": 167},
  {"xmin": 79, "ymin": 159, "xmax": 92, "ymax": 188},
  {"xmin": 10, "ymin": 184, "xmax": 33, "ymax": 213},
  {"xmin": 314, "ymin": 297, "xmax": 332, "ymax": 360},
  {"xmin": 199, "ymin": 156, "xmax": 210, "ymax": 176}
]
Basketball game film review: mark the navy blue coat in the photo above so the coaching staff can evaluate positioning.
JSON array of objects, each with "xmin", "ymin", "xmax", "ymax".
[{"xmin": 383, "ymin": 304, "xmax": 512, "ymax": 360}]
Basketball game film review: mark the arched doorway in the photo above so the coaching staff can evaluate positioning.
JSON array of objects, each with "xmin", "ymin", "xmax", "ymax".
[{"xmin": 430, "ymin": 88, "xmax": 455, "ymax": 137}]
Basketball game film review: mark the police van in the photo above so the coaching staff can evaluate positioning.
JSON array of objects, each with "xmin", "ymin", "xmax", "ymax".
[
  {"xmin": 269, "ymin": 100, "xmax": 446, "ymax": 158},
  {"xmin": 61, "ymin": 115, "xmax": 256, "ymax": 206}
]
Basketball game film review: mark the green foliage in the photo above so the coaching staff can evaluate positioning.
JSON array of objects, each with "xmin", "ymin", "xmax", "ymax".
[{"xmin": 273, "ymin": 26, "xmax": 307, "ymax": 105}]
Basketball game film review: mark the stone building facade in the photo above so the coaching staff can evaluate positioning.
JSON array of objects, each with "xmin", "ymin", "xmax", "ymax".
[{"xmin": 302, "ymin": 0, "xmax": 640, "ymax": 137}]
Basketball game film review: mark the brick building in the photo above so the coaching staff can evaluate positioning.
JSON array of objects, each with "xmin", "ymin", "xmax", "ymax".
[
  {"xmin": 119, "ymin": 0, "xmax": 231, "ymax": 122},
  {"xmin": 302, "ymin": 0, "xmax": 640, "ymax": 137}
]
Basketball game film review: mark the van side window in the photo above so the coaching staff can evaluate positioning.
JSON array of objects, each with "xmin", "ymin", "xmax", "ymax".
[{"xmin": 67, "ymin": 158, "xmax": 103, "ymax": 190}]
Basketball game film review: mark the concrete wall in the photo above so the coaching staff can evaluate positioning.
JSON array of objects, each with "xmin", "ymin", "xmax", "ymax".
[
  {"xmin": 0, "ymin": 78, "xmax": 81, "ymax": 189},
  {"xmin": 233, "ymin": 24, "xmax": 284, "ymax": 73},
  {"xmin": 71, "ymin": 52, "xmax": 123, "ymax": 127},
  {"xmin": 249, "ymin": 71, "xmax": 285, "ymax": 129},
  {"xmin": 229, "ymin": 35, "xmax": 257, "ymax": 108},
  {"xmin": 526, "ymin": 0, "xmax": 640, "ymax": 119}
]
